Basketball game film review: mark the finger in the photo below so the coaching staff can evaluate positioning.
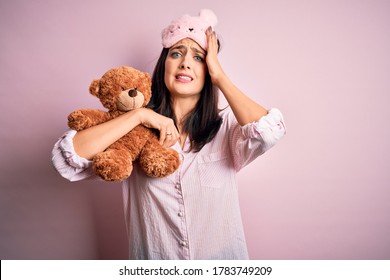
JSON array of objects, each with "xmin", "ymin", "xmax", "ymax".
[
  {"xmin": 163, "ymin": 126, "xmax": 180, "ymax": 147},
  {"xmin": 206, "ymin": 35, "xmax": 218, "ymax": 60},
  {"xmin": 163, "ymin": 135, "xmax": 173, "ymax": 147},
  {"xmin": 206, "ymin": 27, "xmax": 212, "ymax": 44},
  {"xmin": 206, "ymin": 27, "xmax": 216, "ymax": 41},
  {"xmin": 162, "ymin": 134, "xmax": 173, "ymax": 147},
  {"xmin": 159, "ymin": 125, "xmax": 167, "ymax": 145},
  {"xmin": 210, "ymin": 32, "xmax": 218, "ymax": 51}
]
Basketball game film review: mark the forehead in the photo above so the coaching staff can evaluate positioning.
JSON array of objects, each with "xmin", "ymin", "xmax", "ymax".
[{"xmin": 170, "ymin": 38, "xmax": 205, "ymax": 52}]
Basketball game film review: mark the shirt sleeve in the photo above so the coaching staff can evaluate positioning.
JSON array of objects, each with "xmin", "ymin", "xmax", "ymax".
[
  {"xmin": 228, "ymin": 108, "xmax": 286, "ymax": 171},
  {"xmin": 51, "ymin": 130, "xmax": 95, "ymax": 182}
]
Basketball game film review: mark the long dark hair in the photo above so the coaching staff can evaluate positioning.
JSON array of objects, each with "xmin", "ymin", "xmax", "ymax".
[{"xmin": 147, "ymin": 48, "xmax": 222, "ymax": 152}]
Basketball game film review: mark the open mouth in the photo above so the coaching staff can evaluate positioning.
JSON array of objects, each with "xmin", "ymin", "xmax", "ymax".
[{"xmin": 176, "ymin": 75, "xmax": 193, "ymax": 82}]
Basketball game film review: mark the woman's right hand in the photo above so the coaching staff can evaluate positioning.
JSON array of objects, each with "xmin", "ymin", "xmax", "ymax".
[
  {"xmin": 73, "ymin": 107, "xmax": 179, "ymax": 160},
  {"xmin": 137, "ymin": 108, "xmax": 180, "ymax": 147}
]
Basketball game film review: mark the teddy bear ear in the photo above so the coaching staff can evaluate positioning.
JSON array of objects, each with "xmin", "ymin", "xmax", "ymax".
[
  {"xmin": 145, "ymin": 72, "xmax": 152, "ymax": 84},
  {"xmin": 89, "ymin": 79, "xmax": 100, "ymax": 97},
  {"xmin": 140, "ymin": 71, "xmax": 151, "ymax": 85}
]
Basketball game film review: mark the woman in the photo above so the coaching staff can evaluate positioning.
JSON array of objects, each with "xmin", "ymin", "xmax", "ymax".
[{"xmin": 52, "ymin": 9, "xmax": 286, "ymax": 259}]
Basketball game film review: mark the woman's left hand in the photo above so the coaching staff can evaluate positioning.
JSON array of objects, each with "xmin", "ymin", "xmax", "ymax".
[{"xmin": 205, "ymin": 27, "xmax": 225, "ymax": 86}]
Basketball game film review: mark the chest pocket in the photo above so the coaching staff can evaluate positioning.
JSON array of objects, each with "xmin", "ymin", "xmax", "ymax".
[{"xmin": 197, "ymin": 151, "xmax": 230, "ymax": 188}]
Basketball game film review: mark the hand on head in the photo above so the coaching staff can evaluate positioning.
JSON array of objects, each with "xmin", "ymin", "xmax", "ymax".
[{"xmin": 205, "ymin": 27, "xmax": 224, "ymax": 86}]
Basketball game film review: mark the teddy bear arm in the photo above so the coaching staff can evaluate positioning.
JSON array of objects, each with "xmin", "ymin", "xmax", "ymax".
[
  {"xmin": 93, "ymin": 126, "xmax": 154, "ymax": 181},
  {"xmin": 68, "ymin": 109, "xmax": 111, "ymax": 131},
  {"xmin": 93, "ymin": 148, "xmax": 133, "ymax": 181},
  {"xmin": 140, "ymin": 135, "xmax": 181, "ymax": 178}
]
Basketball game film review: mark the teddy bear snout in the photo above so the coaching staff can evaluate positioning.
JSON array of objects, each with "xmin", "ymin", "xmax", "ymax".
[{"xmin": 128, "ymin": 88, "xmax": 137, "ymax": 97}]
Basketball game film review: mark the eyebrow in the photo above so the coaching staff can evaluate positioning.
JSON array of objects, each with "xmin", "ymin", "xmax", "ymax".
[
  {"xmin": 170, "ymin": 45, "xmax": 206, "ymax": 56},
  {"xmin": 192, "ymin": 47, "xmax": 206, "ymax": 56}
]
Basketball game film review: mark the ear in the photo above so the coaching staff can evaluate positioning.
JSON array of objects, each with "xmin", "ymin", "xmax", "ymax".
[
  {"xmin": 143, "ymin": 72, "xmax": 152, "ymax": 87},
  {"xmin": 89, "ymin": 79, "xmax": 100, "ymax": 97}
]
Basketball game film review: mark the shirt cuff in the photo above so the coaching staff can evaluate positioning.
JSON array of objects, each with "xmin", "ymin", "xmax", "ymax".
[
  {"xmin": 58, "ymin": 130, "xmax": 92, "ymax": 169},
  {"xmin": 241, "ymin": 108, "xmax": 286, "ymax": 140}
]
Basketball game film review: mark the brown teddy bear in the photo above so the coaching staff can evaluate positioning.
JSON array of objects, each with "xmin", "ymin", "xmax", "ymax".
[{"xmin": 68, "ymin": 66, "xmax": 180, "ymax": 181}]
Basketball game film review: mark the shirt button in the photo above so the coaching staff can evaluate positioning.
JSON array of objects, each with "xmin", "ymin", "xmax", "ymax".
[
  {"xmin": 178, "ymin": 212, "xmax": 184, "ymax": 217},
  {"xmin": 175, "ymin": 184, "xmax": 180, "ymax": 189},
  {"xmin": 180, "ymin": 241, "xmax": 187, "ymax": 247}
]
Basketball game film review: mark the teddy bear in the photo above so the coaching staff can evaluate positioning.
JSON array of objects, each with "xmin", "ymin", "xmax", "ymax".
[{"xmin": 67, "ymin": 66, "xmax": 180, "ymax": 181}]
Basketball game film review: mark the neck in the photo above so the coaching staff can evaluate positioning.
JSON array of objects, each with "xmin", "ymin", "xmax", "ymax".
[{"xmin": 171, "ymin": 95, "xmax": 199, "ymax": 128}]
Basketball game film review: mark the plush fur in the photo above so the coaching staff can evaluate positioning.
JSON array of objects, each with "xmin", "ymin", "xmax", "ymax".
[
  {"xmin": 162, "ymin": 9, "xmax": 218, "ymax": 50},
  {"xmin": 68, "ymin": 66, "xmax": 180, "ymax": 181}
]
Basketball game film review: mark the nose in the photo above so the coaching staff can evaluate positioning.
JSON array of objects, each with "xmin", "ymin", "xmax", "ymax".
[
  {"xmin": 179, "ymin": 55, "xmax": 191, "ymax": 69},
  {"xmin": 128, "ymin": 88, "xmax": 137, "ymax": 97},
  {"xmin": 180, "ymin": 64, "xmax": 190, "ymax": 69}
]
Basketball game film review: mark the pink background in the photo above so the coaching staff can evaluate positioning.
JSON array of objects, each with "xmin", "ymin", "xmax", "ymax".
[{"xmin": 1, "ymin": 0, "xmax": 389, "ymax": 259}]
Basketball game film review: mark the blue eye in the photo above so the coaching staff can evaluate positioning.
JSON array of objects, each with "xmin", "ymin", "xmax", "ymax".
[
  {"xmin": 170, "ymin": 52, "xmax": 181, "ymax": 58},
  {"xmin": 194, "ymin": 55, "xmax": 204, "ymax": 62}
]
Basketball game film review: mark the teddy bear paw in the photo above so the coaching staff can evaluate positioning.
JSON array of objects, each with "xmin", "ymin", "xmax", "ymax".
[
  {"xmin": 140, "ymin": 148, "xmax": 180, "ymax": 178},
  {"xmin": 93, "ymin": 152, "xmax": 133, "ymax": 181},
  {"xmin": 68, "ymin": 111, "xmax": 94, "ymax": 131}
]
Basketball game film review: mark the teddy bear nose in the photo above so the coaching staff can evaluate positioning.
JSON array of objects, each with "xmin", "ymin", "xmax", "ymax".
[{"xmin": 128, "ymin": 89, "xmax": 137, "ymax": 97}]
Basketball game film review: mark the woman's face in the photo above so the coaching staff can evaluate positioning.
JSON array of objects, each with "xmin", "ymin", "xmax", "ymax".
[{"xmin": 164, "ymin": 38, "xmax": 207, "ymax": 99}]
